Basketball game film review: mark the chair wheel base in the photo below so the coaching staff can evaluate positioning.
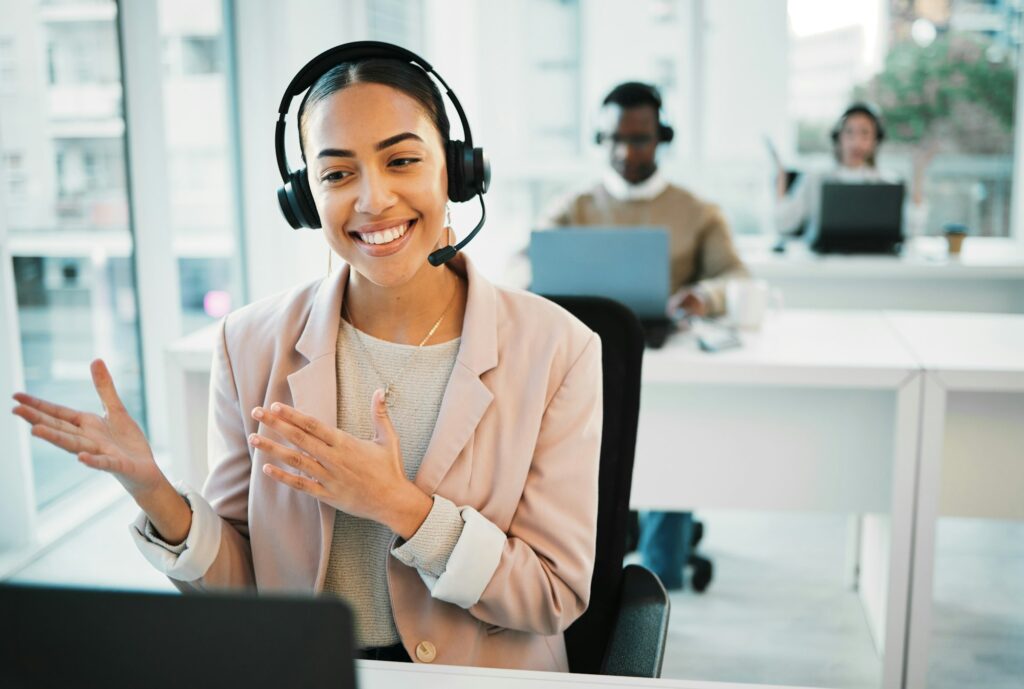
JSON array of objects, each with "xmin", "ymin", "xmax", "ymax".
[{"xmin": 690, "ymin": 555, "xmax": 713, "ymax": 593}]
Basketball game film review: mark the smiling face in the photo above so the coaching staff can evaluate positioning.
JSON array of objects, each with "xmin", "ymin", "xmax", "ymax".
[{"xmin": 302, "ymin": 82, "xmax": 449, "ymax": 287}]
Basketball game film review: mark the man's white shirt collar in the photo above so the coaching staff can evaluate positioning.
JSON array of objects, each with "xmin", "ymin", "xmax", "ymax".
[{"xmin": 602, "ymin": 168, "xmax": 669, "ymax": 201}]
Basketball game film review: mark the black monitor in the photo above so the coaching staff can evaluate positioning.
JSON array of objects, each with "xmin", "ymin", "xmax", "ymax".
[
  {"xmin": 814, "ymin": 182, "xmax": 905, "ymax": 254},
  {"xmin": 0, "ymin": 583, "xmax": 357, "ymax": 689}
]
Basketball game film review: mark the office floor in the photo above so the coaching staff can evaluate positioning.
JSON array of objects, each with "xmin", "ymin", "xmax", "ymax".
[{"xmin": 8, "ymin": 500, "xmax": 1023, "ymax": 689}]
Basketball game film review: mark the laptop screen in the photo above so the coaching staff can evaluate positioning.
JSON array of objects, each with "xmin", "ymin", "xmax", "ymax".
[
  {"xmin": 530, "ymin": 227, "xmax": 671, "ymax": 320},
  {"xmin": 0, "ymin": 584, "xmax": 356, "ymax": 689},
  {"xmin": 816, "ymin": 182, "xmax": 905, "ymax": 253}
]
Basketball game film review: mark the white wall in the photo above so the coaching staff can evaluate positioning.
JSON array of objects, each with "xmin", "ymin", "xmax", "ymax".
[{"xmin": 690, "ymin": 0, "xmax": 788, "ymax": 234}]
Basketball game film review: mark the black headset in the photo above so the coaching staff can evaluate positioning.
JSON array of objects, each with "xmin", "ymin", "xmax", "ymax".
[
  {"xmin": 594, "ymin": 81, "xmax": 675, "ymax": 145},
  {"xmin": 831, "ymin": 102, "xmax": 886, "ymax": 144},
  {"xmin": 275, "ymin": 41, "xmax": 491, "ymax": 267}
]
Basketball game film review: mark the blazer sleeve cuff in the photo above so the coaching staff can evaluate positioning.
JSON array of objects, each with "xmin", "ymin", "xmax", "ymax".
[
  {"xmin": 391, "ymin": 494, "xmax": 464, "ymax": 578},
  {"xmin": 414, "ymin": 505, "xmax": 507, "ymax": 609},
  {"xmin": 129, "ymin": 482, "xmax": 222, "ymax": 582}
]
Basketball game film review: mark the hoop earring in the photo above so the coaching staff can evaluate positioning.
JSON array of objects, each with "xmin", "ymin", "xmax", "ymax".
[{"xmin": 444, "ymin": 204, "xmax": 455, "ymax": 245}]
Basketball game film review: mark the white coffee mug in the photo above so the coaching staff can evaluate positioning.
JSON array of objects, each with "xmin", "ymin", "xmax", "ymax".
[{"xmin": 726, "ymin": 279, "xmax": 783, "ymax": 330}]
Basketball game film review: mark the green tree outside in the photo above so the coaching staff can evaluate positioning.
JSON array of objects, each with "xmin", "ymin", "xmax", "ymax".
[{"xmin": 855, "ymin": 35, "xmax": 1016, "ymax": 154}]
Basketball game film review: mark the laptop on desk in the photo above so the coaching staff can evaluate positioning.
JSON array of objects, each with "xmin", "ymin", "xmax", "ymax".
[
  {"xmin": 530, "ymin": 227, "xmax": 674, "ymax": 347},
  {"xmin": 814, "ymin": 182, "xmax": 905, "ymax": 254},
  {"xmin": 0, "ymin": 583, "xmax": 357, "ymax": 689}
]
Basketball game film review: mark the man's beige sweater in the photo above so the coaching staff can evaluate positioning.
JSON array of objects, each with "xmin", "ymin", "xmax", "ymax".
[{"xmin": 540, "ymin": 181, "xmax": 749, "ymax": 316}]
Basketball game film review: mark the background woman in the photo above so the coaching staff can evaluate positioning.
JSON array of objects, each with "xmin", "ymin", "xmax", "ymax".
[{"xmin": 775, "ymin": 101, "xmax": 934, "ymax": 241}]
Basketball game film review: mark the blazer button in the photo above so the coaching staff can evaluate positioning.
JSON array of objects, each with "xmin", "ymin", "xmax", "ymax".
[{"xmin": 415, "ymin": 640, "xmax": 437, "ymax": 663}]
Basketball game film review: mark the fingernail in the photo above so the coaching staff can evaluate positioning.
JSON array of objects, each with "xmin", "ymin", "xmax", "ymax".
[
  {"xmin": 252, "ymin": 407, "xmax": 263, "ymax": 420},
  {"xmin": 262, "ymin": 465, "xmax": 272, "ymax": 475},
  {"xmin": 248, "ymin": 434, "xmax": 259, "ymax": 446},
  {"xmin": 270, "ymin": 403, "xmax": 282, "ymax": 413}
]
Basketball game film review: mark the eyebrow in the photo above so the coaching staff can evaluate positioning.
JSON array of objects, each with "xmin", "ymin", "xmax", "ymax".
[{"xmin": 316, "ymin": 132, "xmax": 425, "ymax": 159}]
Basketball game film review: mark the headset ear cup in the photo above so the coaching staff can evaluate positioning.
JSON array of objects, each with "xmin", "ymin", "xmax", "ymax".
[
  {"xmin": 660, "ymin": 124, "xmax": 674, "ymax": 143},
  {"xmin": 447, "ymin": 140, "xmax": 473, "ymax": 203},
  {"xmin": 474, "ymin": 147, "xmax": 490, "ymax": 195},
  {"xmin": 291, "ymin": 168, "xmax": 321, "ymax": 229},
  {"xmin": 277, "ymin": 183, "xmax": 301, "ymax": 229}
]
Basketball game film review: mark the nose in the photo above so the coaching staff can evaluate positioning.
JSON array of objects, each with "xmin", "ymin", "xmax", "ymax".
[
  {"xmin": 353, "ymin": 167, "xmax": 397, "ymax": 216},
  {"xmin": 614, "ymin": 141, "xmax": 643, "ymax": 163}
]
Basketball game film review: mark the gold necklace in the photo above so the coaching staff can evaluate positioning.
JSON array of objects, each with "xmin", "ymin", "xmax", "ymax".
[{"xmin": 342, "ymin": 276, "xmax": 460, "ymax": 408}]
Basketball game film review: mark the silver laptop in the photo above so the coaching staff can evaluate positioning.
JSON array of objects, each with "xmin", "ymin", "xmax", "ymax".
[{"xmin": 530, "ymin": 227, "xmax": 671, "ymax": 320}]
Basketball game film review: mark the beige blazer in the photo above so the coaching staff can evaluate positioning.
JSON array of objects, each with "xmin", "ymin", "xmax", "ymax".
[{"xmin": 141, "ymin": 254, "xmax": 602, "ymax": 671}]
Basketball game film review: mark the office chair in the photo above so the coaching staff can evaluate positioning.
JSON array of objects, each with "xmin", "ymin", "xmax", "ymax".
[{"xmin": 543, "ymin": 295, "xmax": 670, "ymax": 678}]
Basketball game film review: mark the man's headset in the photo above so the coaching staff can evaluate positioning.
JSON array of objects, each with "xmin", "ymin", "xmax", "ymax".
[
  {"xmin": 830, "ymin": 102, "xmax": 886, "ymax": 144},
  {"xmin": 594, "ymin": 81, "xmax": 675, "ymax": 145},
  {"xmin": 275, "ymin": 41, "xmax": 491, "ymax": 267}
]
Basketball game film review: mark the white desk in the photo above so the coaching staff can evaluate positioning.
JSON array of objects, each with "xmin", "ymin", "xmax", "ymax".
[
  {"xmin": 170, "ymin": 310, "xmax": 1023, "ymax": 689},
  {"xmin": 884, "ymin": 312, "xmax": 1024, "ymax": 689},
  {"xmin": 738, "ymin": 236, "xmax": 1024, "ymax": 313},
  {"xmin": 356, "ymin": 659, "xmax": 824, "ymax": 689},
  {"xmin": 630, "ymin": 311, "xmax": 923, "ymax": 689}
]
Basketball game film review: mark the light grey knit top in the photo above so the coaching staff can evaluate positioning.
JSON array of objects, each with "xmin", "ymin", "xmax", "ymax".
[{"xmin": 323, "ymin": 318, "xmax": 464, "ymax": 648}]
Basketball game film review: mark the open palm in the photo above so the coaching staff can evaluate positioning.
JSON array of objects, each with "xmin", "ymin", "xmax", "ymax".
[{"xmin": 12, "ymin": 359, "xmax": 164, "ymax": 498}]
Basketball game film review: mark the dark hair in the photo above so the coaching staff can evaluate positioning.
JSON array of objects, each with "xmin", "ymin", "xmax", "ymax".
[
  {"xmin": 298, "ymin": 58, "xmax": 450, "ymax": 158},
  {"xmin": 602, "ymin": 81, "xmax": 663, "ymax": 112},
  {"xmin": 831, "ymin": 101, "xmax": 885, "ymax": 166}
]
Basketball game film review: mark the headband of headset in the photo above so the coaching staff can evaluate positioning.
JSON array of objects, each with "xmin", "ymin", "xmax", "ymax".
[
  {"xmin": 595, "ymin": 81, "xmax": 675, "ymax": 145},
  {"xmin": 831, "ymin": 102, "xmax": 886, "ymax": 143},
  {"xmin": 274, "ymin": 40, "xmax": 489, "ymax": 238}
]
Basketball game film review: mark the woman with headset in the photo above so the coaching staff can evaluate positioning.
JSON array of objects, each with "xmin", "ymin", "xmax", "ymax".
[
  {"xmin": 774, "ymin": 102, "xmax": 934, "ymax": 240},
  {"xmin": 12, "ymin": 43, "xmax": 602, "ymax": 670}
]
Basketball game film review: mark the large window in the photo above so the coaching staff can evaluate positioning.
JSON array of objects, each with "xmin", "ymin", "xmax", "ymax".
[
  {"xmin": 158, "ymin": 0, "xmax": 244, "ymax": 333},
  {"xmin": 788, "ymin": 0, "xmax": 1021, "ymax": 237},
  {"xmin": 0, "ymin": 0, "xmax": 245, "ymax": 509},
  {"xmin": 0, "ymin": 0, "xmax": 145, "ymax": 508}
]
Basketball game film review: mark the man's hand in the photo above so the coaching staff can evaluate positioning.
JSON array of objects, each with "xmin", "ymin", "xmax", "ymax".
[{"xmin": 668, "ymin": 287, "xmax": 709, "ymax": 318}]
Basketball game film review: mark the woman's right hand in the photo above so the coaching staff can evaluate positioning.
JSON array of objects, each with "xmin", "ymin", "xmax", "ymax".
[{"xmin": 12, "ymin": 359, "xmax": 166, "ymax": 500}]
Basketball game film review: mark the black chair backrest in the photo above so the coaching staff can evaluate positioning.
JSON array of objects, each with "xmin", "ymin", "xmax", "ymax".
[
  {"xmin": 543, "ymin": 295, "xmax": 645, "ymax": 675},
  {"xmin": 602, "ymin": 564, "xmax": 671, "ymax": 677}
]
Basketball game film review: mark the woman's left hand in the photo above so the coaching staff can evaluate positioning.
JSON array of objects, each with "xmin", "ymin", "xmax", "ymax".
[{"xmin": 249, "ymin": 390, "xmax": 432, "ymax": 539}]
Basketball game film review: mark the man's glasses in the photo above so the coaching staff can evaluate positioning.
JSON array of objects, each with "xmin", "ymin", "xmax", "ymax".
[{"xmin": 595, "ymin": 132, "xmax": 657, "ymax": 147}]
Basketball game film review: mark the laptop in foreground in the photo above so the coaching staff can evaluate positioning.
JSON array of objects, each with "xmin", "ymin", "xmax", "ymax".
[{"xmin": 0, "ymin": 583, "xmax": 356, "ymax": 689}]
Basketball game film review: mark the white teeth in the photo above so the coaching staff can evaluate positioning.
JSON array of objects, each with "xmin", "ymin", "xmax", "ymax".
[{"xmin": 357, "ymin": 223, "xmax": 408, "ymax": 245}]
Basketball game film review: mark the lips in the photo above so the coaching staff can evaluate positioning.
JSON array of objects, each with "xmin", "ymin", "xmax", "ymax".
[
  {"xmin": 353, "ymin": 221, "xmax": 410, "ymax": 245},
  {"xmin": 348, "ymin": 219, "xmax": 418, "ymax": 256}
]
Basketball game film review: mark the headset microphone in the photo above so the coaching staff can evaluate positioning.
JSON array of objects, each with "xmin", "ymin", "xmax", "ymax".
[
  {"xmin": 428, "ymin": 196, "xmax": 486, "ymax": 266},
  {"xmin": 275, "ymin": 41, "xmax": 491, "ymax": 267}
]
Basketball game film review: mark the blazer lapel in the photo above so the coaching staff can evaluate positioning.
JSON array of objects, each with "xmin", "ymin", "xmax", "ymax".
[
  {"xmin": 415, "ymin": 255, "xmax": 499, "ymax": 496},
  {"xmin": 287, "ymin": 265, "xmax": 348, "ymax": 592}
]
